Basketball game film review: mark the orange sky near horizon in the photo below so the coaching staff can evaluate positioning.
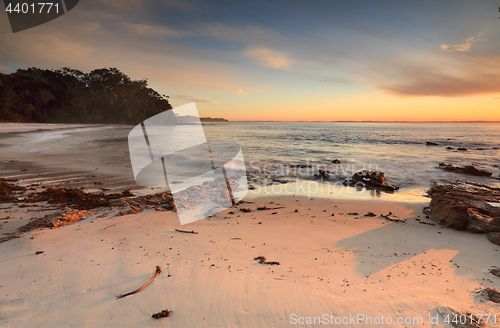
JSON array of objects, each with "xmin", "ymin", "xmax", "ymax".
[
  {"xmin": 2, "ymin": 1, "xmax": 500, "ymax": 122},
  {"xmin": 172, "ymin": 92, "xmax": 500, "ymax": 122}
]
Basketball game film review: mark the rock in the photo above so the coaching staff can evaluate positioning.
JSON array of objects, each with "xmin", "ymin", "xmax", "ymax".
[
  {"xmin": 436, "ymin": 306, "xmax": 482, "ymax": 328},
  {"xmin": 487, "ymin": 232, "xmax": 500, "ymax": 245},
  {"xmin": 466, "ymin": 209, "xmax": 500, "ymax": 233},
  {"xmin": 428, "ymin": 196, "xmax": 470, "ymax": 230},
  {"xmin": 457, "ymin": 147, "xmax": 467, "ymax": 151},
  {"xmin": 489, "ymin": 266, "xmax": 500, "ymax": 277},
  {"xmin": 438, "ymin": 163, "xmax": 492, "ymax": 177},
  {"xmin": 343, "ymin": 170, "xmax": 400, "ymax": 192},
  {"xmin": 476, "ymin": 147, "xmax": 486, "ymax": 150},
  {"xmin": 317, "ymin": 169, "xmax": 330, "ymax": 179},
  {"xmin": 493, "ymin": 147, "xmax": 499, "ymax": 150},
  {"xmin": 427, "ymin": 181, "xmax": 500, "ymax": 233},
  {"xmin": 152, "ymin": 309, "xmax": 171, "ymax": 319},
  {"xmin": 446, "ymin": 147, "xmax": 454, "ymax": 150},
  {"xmin": 426, "ymin": 141, "xmax": 439, "ymax": 146},
  {"xmin": 331, "ymin": 159, "xmax": 341, "ymax": 164},
  {"xmin": 477, "ymin": 287, "xmax": 500, "ymax": 303}
]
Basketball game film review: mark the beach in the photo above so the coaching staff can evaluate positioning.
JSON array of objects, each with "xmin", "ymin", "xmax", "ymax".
[{"xmin": 0, "ymin": 124, "xmax": 499, "ymax": 327}]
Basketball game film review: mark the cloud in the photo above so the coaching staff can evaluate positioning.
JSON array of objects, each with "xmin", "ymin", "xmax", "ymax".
[
  {"xmin": 243, "ymin": 46, "xmax": 292, "ymax": 70},
  {"xmin": 380, "ymin": 73, "xmax": 500, "ymax": 97},
  {"xmin": 171, "ymin": 95, "xmax": 216, "ymax": 103},
  {"xmin": 372, "ymin": 54, "xmax": 500, "ymax": 97},
  {"xmin": 124, "ymin": 23, "xmax": 190, "ymax": 39},
  {"xmin": 96, "ymin": 0, "xmax": 145, "ymax": 10},
  {"xmin": 199, "ymin": 24, "xmax": 284, "ymax": 44},
  {"xmin": 440, "ymin": 32, "xmax": 485, "ymax": 52}
]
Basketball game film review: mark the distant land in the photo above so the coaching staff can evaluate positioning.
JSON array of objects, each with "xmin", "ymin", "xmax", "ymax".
[
  {"xmin": 0, "ymin": 67, "xmax": 173, "ymax": 125},
  {"xmin": 200, "ymin": 117, "xmax": 228, "ymax": 122}
]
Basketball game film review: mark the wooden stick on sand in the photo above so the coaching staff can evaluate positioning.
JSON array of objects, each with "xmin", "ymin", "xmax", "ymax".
[{"xmin": 116, "ymin": 266, "xmax": 162, "ymax": 300}]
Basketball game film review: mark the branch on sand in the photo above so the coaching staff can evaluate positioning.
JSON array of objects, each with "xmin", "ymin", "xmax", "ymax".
[
  {"xmin": 381, "ymin": 212, "xmax": 406, "ymax": 223},
  {"xmin": 175, "ymin": 228, "xmax": 198, "ymax": 234},
  {"xmin": 116, "ymin": 266, "xmax": 162, "ymax": 300}
]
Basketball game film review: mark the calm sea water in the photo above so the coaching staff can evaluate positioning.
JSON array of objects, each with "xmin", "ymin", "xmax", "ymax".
[
  {"xmin": 202, "ymin": 122, "xmax": 500, "ymax": 189},
  {"xmin": 7, "ymin": 122, "xmax": 500, "ymax": 193}
]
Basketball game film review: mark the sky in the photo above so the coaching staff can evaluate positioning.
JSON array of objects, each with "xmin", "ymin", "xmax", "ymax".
[{"xmin": 1, "ymin": 0, "xmax": 499, "ymax": 121}]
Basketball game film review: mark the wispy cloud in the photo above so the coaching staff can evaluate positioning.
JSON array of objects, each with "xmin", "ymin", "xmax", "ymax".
[
  {"xmin": 96, "ymin": 0, "xmax": 145, "ymax": 10},
  {"xmin": 124, "ymin": 23, "xmax": 190, "ymax": 39},
  {"xmin": 200, "ymin": 24, "xmax": 284, "ymax": 44},
  {"xmin": 171, "ymin": 95, "xmax": 216, "ymax": 103},
  {"xmin": 372, "ymin": 53, "xmax": 500, "ymax": 97},
  {"xmin": 243, "ymin": 46, "xmax": 292, "ymax": 70},
  {"xmin": 440, "ymin": 32, "xmax": 485, "ymax": 52}
]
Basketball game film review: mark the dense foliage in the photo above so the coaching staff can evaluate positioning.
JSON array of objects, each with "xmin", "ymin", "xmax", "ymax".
[{"xmin": 0, "ymin": 67, "xmax": 172, "ymax": 124}]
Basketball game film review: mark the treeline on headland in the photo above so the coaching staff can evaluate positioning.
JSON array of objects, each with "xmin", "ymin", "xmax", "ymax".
[
  {"xmin": 0, "ymin": 67, "xmax": 173, "ymax": 124},
  {"xmin": 200, "ymin": 117, "xmax": 229, "ymax": 122}
]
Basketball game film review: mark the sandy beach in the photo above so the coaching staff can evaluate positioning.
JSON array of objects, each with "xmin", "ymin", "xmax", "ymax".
[
  {"xmin": 0, "ymin": 126, "xmax": 499, "ymax": 327},
  {"xmin": 1, "ymin": 193, "xmax": 499, "ymax": 327}
]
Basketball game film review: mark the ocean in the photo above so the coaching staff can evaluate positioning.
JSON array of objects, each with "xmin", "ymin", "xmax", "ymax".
[{"xmin": 5, "ymin": 122, "xmax": 500, "ymax": 198}]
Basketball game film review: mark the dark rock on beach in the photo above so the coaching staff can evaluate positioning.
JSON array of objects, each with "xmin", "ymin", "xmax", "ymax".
[
  {"xmin": 477, "ymin": 287, "xmax": 500, "ymax": 304},
  {"xmin": 427, "ymin": 181, "xmax": 500, "ymax": 233},
  {"xmin": 446, "ymin": 147, "xmax": 453, "ymax": 150},
  {"xmin": 457, "ymin": 147, "xmax": 467, "ymax": 151},
  {"xmin": 343, "ymin": 170, "xmax": 400, "ymax": 192},
  {"xmin": 331, "ymin": 159, "xmax": 341, "ymax": 164},
  {"xmin": 438, "ymin": 163, "xmax": 492, "ymax": 177},
  {"xmin": 436, "ymin": 307, "xmax": 482, "ymax": 328},
  {"xmin": 467, "ymin": 208, "xmax": 500, "ymax": 233},
  {"xmin": 426, "ymin": 141, "xmax": 439, "ymax": 146},
  {"xmin": 487, "ymin": 232, "xmax": 500, "ymax": 246},
  {"xmin": 152, "ymin": 309, "xmax": 171, "ymax": 319}
]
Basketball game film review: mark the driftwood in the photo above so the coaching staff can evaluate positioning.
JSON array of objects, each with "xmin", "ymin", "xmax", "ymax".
[
  {"xmin": 175, "ymin": 229, "xmax": 198, "ymax": 234},
  {"xmin": 116, "ymin": 266, "xmax": 162, "ymax": 300},
  {"xmin": 254, "ymin": 256, "xmax": 280, "ymax": 265},
  {"xmin": 257, "ymin": 206, "xmax": 286, "ymax": 210},
  {"xmin": 152, "ymin": 309, "xmax": 171, "ymax": 319},
  {"xmin": 381, "ymin": 212, "xmax": 406, "ymax": 222}
]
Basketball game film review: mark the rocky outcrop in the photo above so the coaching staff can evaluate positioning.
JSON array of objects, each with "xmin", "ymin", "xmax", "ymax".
[
  {"xmin": 487, "ymin": 232, "xmax": 500, "ymax": 246},
  {"xmin": 467, "ymin": 209, "xmax": 500, "ymax": 233},
  {"xmin": 438, "ymin": 163, "xmax": 492, "ymax": 177},
  {"xmin": 435, "ymin": 306, "xmax": 482, "ymax": 328},
  {"xmin": 343, "ymin": 170, "xmax": 399, "ymax": 192},
  {"xmin": 476, "ymin": 287, "xmax": 500, "ymax": 304},
  {"xmin": 427, "ymin": 181, "xmax": 500, "ymax": 233}
]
